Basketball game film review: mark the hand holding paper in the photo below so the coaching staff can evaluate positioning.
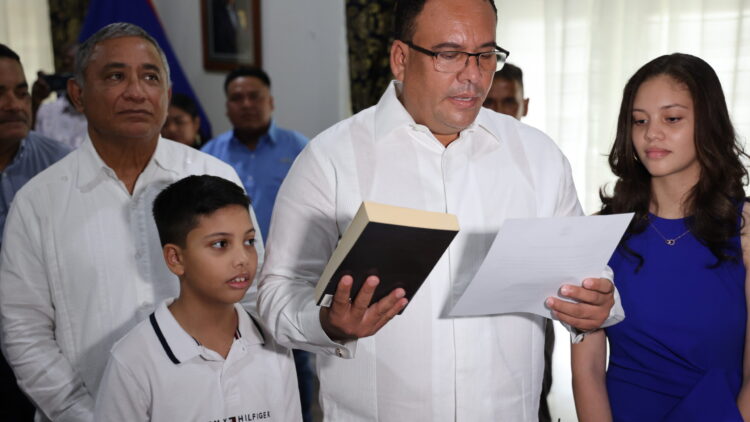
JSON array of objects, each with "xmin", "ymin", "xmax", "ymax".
[
  {"xmin": 546, "ymin": 277, "xmax": 615, "ymax": 331},
  {"xmin": 450, "ymin": 213, "xmax": 633, "ymax": 320}
]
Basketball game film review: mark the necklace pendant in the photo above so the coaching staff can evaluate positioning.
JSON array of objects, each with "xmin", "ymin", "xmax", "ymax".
[{"xmin": 649, "ymin": 220, "xmax": 690, "ymax": 246}]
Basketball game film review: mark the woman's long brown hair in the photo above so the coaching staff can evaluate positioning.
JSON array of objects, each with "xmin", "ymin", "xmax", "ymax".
[{"xmin": 601, "ymin": 53, "xmax": 748, "ymax": 269}]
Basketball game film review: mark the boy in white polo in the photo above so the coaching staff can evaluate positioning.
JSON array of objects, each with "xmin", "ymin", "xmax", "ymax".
[{"xmin": 95, "ymin": 175, "xmax": 301, "ymax": 421}]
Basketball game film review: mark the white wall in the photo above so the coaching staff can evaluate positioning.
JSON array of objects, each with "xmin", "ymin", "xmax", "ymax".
[
  {"xmin": 151, "ymin": 0, "xmax": 350, "ymax": 140},
  {"xmin": 0, "ymin": 0, "xmax": 55, "ymax": 87}
]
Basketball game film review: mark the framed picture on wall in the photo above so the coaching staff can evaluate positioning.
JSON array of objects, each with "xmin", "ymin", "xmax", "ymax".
[{"xmin": 201, "ymin": 0, "xmax": 261, "ymax": 71}]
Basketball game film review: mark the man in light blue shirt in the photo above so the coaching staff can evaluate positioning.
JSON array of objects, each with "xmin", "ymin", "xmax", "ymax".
[
  {"xmin": 0, "ymin": 42, "xmax": 70, "ymax": 421},
  {"xmin": 0, "ymin": 131, "xmax": 70, "ymax": 245},
  {"xmin": 0, "ymin": 44, "xmax": 71, "ymax": 247},
  {"xmin": 201, "ymin": 66, "xmax": 312, "ymax": 421},
  {"xmin": 202, "ymin": 67, "xmax": 308, "ymax": 238}
]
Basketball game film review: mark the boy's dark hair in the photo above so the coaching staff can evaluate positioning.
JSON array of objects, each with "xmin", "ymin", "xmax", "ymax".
[
  {"xmin": 170, "ymin": 93, "xmax": 199, "ymax": 118},
  {"xmin": 0, "ymin": 44, "xmax": 21, "ymax": 62},
  {"xmin": 153, "ymin": 175, "xmax": 250, "ymax": 247},
  {"xmin": 224, "ymin": 66, "xmax": 271, "ymax": 93},
  {"xmin": 494, "ymin": 63, "xmax": 524, "ymax": 89},
  {"xmin": 394, "ymin": 0, "xmax": 497, "ymax": 41}
]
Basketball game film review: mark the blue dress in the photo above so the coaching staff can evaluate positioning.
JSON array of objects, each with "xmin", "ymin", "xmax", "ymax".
[{"xmin": 605, "ymin": 214, "xmax": 746, "ymax": 421}]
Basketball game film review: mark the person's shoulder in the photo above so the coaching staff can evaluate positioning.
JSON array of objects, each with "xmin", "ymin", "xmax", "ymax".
[
  {"xmin": 102, "ymin": 316, "xmax": 167, "ymax": 386},
  {"xmin": 36, "ymin": 96, "xmax": 65, "ymax": 115},
  {"xmin": 109, "ymin": 317, "xmax": 157, "ymax": 362},
  {"xmin": 200, "ymin": 130, "xmax": 233, "ymax": 154},
  {"xmin": 26, "ymin": 131, "xmax": 73, "ymax": 158},
  {"xmin": 480, "ymin": 109, "xmax": 564, "ymax": 156},
  {"xmin": 12, "ymin": 143, "xmax": 81, "ymax": 202},
  {"xmin": 517, "ymin": 122, "xmax": 562, "ymax": 155},
  {"xmin": 273, "ymin": 125, "xmax": 309, "ymax": 149},
  {"xmin": 308, "ymin": 105, "xmax": 376, "ymax": 151},
  {"xmin": 159, "ymin": 138, "xmax": 238, "ymax": 179},
  {"xmin": 239, "ymin": 310, "xmax": 295, "ymax": 363}
]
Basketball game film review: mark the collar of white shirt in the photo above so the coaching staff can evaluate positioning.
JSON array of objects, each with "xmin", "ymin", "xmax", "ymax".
[
  {"xmin": 75, "ymin": 136, "xmax": 180, "ymax": 191},
  {"xmin": 150, "ymin": 300, "xmax": 266, "ymax": 365},
  {"xmin": 374, "ymin": 80, "xmax": 501, "ymax": 145}
]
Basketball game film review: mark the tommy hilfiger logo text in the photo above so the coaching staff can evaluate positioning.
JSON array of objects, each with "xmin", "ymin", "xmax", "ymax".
[{"xmin": 208, "ymin": 411, "xmax": 271, "ymax": 422}]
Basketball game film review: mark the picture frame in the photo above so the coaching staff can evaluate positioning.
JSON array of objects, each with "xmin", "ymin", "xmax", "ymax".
[{"xmin": 200, "ymin": 0, "xmax": 262, "ymax": 71}]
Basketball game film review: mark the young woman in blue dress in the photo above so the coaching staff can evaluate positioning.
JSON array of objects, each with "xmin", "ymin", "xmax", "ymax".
[{"xmin": 572, "ymin": 53, "xmax": 750, "ymax": 421}]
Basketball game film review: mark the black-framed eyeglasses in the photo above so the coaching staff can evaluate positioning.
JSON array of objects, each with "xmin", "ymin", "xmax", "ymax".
[{"xmin": 402, "ymin": 40, "xmax": 510, "ymax": 73}]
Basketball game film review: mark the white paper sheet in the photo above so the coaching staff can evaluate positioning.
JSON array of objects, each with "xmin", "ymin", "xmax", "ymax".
[{"xmin": 450, "ymin": 213, "xmax": 634, "ymax": 318}]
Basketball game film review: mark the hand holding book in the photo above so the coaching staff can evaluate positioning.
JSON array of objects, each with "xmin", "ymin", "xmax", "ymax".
[
  {"xmin": 315, "ymin": 201, "xmax": 459, "ymax": 342},
  {"xmin": 315, "ymin": 202, "xmax": 459, "ymax": 309},
  {"xmin": 319, "ymin": 274, "xmax": 408, "ymax": 342}
]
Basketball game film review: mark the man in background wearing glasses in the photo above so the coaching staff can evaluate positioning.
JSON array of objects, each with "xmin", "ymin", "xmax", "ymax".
[{"xmin": 258, "ymin": 0, "xmax": 623, "ymax": 420}]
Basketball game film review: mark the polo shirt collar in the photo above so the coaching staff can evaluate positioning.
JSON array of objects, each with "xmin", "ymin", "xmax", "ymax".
[
  {"xmin": 374, "ymin": 80, "xmax": 486, "ymax": 143},
  {"xmin": 237, "ymin": 305, "xmax": 266, "ymax": 346},
  {"xmin": 151, "ymin": 300, "xmax": 265, "ymax": 365},
  {"xmin": 75, "ymin": 136, "xmax": 178, "ymax": 190}
]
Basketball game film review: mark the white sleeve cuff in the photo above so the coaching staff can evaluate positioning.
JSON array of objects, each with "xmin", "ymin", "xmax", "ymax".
[
  {"xmin": 298, "ymin": 302, "xmax": 359, "ymax": 359},
  {"xmin": 565, "ymin": 266, "xmax": 625, "ymax": 344}
]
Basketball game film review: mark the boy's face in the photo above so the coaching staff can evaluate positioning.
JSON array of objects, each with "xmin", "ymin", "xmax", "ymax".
[{"xmin": 166, "ymin": 204, "xmax": 257, "ymax": 307}]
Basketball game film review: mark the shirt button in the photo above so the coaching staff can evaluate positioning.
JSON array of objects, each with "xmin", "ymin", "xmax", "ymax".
[{"xmin": 335, "ymin": 347, "xmax": 343, "ymax": 357}]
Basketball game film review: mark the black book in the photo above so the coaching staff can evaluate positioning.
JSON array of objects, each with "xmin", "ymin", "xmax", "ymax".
[{"xmin": 315, "ymin": 201, "xmax": 459, "ymax": 312}]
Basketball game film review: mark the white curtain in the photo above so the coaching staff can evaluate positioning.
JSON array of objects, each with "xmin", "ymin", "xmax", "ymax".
[
  {"xmin": 0, "ymin": 0, "xmax": 55, "ymax": 86},
  {"xmin": 495, "ymin": 1, "xmax": 750, "ymax": 420},
  {"xmin": 497, "ymin": 0, "xmax": 750, "ymax": 214}
]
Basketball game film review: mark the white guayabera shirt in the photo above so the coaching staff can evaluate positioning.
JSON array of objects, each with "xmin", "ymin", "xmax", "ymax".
[
  {"xmin": 259, "ymin": 81, "xmax": 623, "ymax": 422},
  {"xmin": 0, "ymin": 137, "xmax": 263, "ymax": 422}
]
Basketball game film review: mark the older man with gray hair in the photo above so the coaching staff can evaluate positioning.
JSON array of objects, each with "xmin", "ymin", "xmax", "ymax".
[{"xmin": 0, "ymin": 23, "xmax": 261, "ymax": 421}]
